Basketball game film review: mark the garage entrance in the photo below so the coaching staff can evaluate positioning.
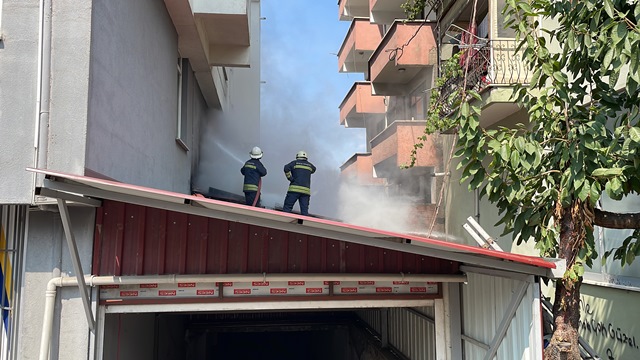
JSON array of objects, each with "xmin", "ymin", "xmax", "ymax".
[{"xmin": 102, "ymin": 310, "xmax": 404, "ymax": 360}]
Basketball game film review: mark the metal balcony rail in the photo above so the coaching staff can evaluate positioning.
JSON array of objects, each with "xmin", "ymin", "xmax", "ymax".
[{"xmin": 435, "ymin": 39, "xmax": 531, "ymax": 116}]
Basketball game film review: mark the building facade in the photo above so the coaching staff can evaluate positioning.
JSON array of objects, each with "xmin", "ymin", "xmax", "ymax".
[
  {"xmin": 336, "ymin": 1, "xmax": 640, "ymax": 359},
  {"xmin": 0, "ymin": 0, "xmax": 261, "ymax": 358},
  {"xmin": 337, "ymin": 4, "xmax": 446, "ymax": 237}
]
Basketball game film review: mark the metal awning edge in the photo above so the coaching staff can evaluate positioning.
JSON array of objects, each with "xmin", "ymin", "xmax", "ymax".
[{"xmin": 27, "ymin": 168, "xmax": 556, "ymax": 274}]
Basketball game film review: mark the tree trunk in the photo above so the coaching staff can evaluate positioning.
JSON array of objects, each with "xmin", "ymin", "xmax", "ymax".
[{"xmin": 544, "ymin": 204, "xmax": 582, "ymax": 360}]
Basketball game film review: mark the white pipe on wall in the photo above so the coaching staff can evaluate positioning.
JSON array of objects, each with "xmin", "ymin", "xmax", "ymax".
[
  {"xmin": 0, "ymin": 0, "xmax": 4, "ymax": 40},
  {"xmin": 33, "ymin": 0, "xmax": 52, "ymax": 194},
  {"xmin": 38, "ymin": 272, "xmax": 466, "ymax": 360},
  {"xmin": 34, "ymin": 0, "xmax": 44, "ymax": 151}
]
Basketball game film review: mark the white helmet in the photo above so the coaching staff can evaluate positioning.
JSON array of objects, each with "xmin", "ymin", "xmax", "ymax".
[
  {"xmin": 250, "ymin": 146, "xmax": 263, "ymax": 159},
  {"xmin": 296, "ymin": 150, "xmax": 307, "ymax": 160}
]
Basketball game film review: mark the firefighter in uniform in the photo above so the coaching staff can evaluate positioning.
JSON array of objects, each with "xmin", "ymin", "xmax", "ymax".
[
  {"xmin": 241, "ymin": 147, "xmax": 267, "ymax": 206},
  {"xmin": 282, "ymin": 150, "xmax": 316, "ymax": 216}
]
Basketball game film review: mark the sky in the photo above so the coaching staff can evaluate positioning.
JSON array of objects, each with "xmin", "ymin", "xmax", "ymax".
[{"xmin": 257, "ymin": 1, "xmax": 367, "ymax": 216}]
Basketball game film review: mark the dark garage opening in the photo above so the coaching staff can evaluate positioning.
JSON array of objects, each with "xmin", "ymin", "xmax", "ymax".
[{"xmin": 102, "ymin": 310, "xmax": 402, "ymax": 360}]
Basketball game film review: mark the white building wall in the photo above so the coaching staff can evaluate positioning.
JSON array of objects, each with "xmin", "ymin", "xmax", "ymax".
[
  {"xmin": 462, "ymin": 272, "xmax": 541, "ymax": 360},
  {"xmin": 0, "ymin": 0, "xmax": 42, "ymax": 203}
]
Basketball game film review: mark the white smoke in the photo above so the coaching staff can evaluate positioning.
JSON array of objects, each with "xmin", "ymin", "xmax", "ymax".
[
  {"xmin": 336, "ymin": 181, "xmax": 414, "ymax": 232},
  {"xmin": 192, "ymin": 109, "xmax": 254, "ymax": 196},
  {"xmin": 257, "ymin": 1, "xmax": 366, "ymax": 217}
]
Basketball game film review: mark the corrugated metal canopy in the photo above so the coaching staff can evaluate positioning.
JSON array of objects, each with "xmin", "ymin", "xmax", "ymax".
[
  {"xmin": 93, "ymin": 200, "xmax": 461, "ymax": 277},
  {"xmin": 28, "ymin": 168, "xmax": 555, "ymax": 277}
]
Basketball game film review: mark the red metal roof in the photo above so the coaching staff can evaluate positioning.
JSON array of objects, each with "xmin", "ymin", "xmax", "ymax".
[
  {"xmin": 93, "ymin": 200, "xmax": 460, "ymax": 276},
  {"xmin": 29, "ymin": 168, "xmax": 555, "ymax": 275}
]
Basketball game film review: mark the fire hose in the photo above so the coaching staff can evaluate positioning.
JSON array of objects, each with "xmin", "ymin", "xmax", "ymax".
[{"xmin": 251, "ymin": 178, "xmax": 262, "ymax": 207}]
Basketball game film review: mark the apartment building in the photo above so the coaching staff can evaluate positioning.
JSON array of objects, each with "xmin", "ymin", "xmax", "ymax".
[
  {"xmin": 337, "ymin": 1, "xmax": 640, "ymax": 359},
  {"xmin": 337, "ymin": 4, "xmax": 446, "ymax": 237}
]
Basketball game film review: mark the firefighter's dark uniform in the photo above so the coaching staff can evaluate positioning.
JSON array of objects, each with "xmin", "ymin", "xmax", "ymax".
[
  {"xmin": 282, "ymin": 158, "xmax": 316, "ymax": 215},
  {"xmin": 241, "ymin": 159, "xmax": 267, "ymax": 206}
]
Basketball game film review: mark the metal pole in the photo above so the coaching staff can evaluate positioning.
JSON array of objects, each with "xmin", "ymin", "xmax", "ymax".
[{"xmin": 56, "ymin": 199, "xmax": 95, "ymax": 331}]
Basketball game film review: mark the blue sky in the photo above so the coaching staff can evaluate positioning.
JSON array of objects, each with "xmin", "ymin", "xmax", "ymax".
[{"xmin": 258, "ymin": 1, "xmax": 367, "ymax": 215}]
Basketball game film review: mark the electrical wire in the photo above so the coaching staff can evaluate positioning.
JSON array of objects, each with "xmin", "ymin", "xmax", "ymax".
[{"xmin": 386, "ymin": 20, "xmax": 427, "ymax": 62}]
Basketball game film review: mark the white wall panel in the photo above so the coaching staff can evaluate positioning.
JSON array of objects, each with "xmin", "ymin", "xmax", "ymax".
[
  {"xmin": 356, "ymin": 305, "xmax": 436, "ymax": 360},
  {"xmin": 462, "ymin": 272, "xmax": 538, "ymax": 360}
]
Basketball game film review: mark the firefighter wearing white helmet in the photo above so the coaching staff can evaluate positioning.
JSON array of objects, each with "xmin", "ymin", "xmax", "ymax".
[
  {"xmin": 241, "ymin": 147, "xmax": 267, "ymax": 206},
  {"xmin": 282, "ymin": 150, "xmax": 316, "ymax": 215},
  {"xmin": 250, "ymin": 146, "xmax": 263, "ymax": 159}
]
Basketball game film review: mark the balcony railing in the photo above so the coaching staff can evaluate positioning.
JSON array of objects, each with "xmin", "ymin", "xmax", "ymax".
[{"xmin": 436, "ymin": 39, "xmax": 531, "ymax": 116}]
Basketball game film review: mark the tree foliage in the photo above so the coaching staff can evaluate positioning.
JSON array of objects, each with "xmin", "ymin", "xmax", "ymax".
[
  {"xmin": 405, "ymin": 0, "xmax": 640, "ymax": 357},
  {"xmin": 412, "ymin": 0, "xmax": 640, "ymax": 268}
]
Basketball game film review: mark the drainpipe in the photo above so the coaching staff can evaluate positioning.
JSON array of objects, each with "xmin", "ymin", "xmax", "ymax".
[
  {"xmin": 0, "ymin": 0, "xmax": 4, "ymax": 41},
  {"xmin": 38, "ymin": 273, "xmax": 466, "ymax": 360},
  {"xmin": 33, "ymin": 0, "xmax": 52, "ymax": 191}
]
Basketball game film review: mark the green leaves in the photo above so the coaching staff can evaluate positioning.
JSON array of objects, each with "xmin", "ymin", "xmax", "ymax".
[
  {"xmin": 603, "ymin": 229, "xmax": 640, "ymax": 267},
  {"xmin": 630, "ymin": 127, "xmax": 640, "ymax": 143},
  {"xmin": 603, "ymin": 0, "xmax": 615, "ymax": 18},
  {"xmin": 401, "ymin": 0, "xmax": 427, "ymax": 20},
  {"xmin": 591, "ymin": 168, "xmax": 624, "ymax": 178},
  {"xmin": 407, "ymin": 0, "xmax": 640, "ymax": 273}
]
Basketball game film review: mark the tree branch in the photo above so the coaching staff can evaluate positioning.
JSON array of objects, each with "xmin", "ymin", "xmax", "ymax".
[{"xmin": 594, "ymin": 209, "xmax": 640, "ymax": 229}]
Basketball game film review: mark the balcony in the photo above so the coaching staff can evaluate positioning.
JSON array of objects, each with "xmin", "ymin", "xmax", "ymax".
[
  {"xmin": 370, "ymin": 0, "xmax": 407, "ymax": 24},
  {"xmin": 435, "ymin": 39, "xmax": 531, "ymax": 127},
  {"xmin": 192, "ymin": 0, "xmax": 252, "ymax": 67},
  {"xmin": 166, "ymin": 0, "xmax": 252, "ymax": 68},
  {"xmin": 338, "ymin": 18, "xmax": 382, "ymax": 75},
  {"xmin": 339, "ymin": 82, "xmax": 385, "ymax": 128},
  {"xmin": 370, "ymin": 120, "xmax": 439, "ymax": 178},
  {"xmin": 368, "ymin": 21, "xmax": 437, "ymax": 95},
  {"xmin": 339, "ymin": 0, "xmax": 370, "ymax": 20},
  {"xmin": 164, "ymin": 0, "xmax": 256, "ymax": 109},
  {"xmin": 340, "ymin": 153, "xmax": 385, "ymax": 185}
]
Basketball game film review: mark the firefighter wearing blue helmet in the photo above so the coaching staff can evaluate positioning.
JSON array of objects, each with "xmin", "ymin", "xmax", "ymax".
[
  {"xmin": 241, "ymin": 146, "xmax": 267, "ymax": 206},
  {"xmin": 282, "ymin": 150, "xmax": 316, "ymax": 216}
]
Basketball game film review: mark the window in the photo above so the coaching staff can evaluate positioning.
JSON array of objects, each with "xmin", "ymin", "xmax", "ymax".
[{"xmin": 176, "ymin": 57, "xmax": 190, "ymax": 151}]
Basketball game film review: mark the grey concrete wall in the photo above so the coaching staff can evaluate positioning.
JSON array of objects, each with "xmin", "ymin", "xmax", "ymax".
[
  {"xmin": 17, "ymin": 206, "xmax": 95, "ymax": 360},
  {"xmin": 0, "ymin": 0, "xmax": 93, "ymax": 203},
  {"xmin": 86, "ymin": 0, "xmax": 194, "ymax": 193},
  {"xmin": 0, "ymin": 0, "xmax": 41, "ymax": 203},
  {"xmin": 45, "ymin": 0, "xmax": 92, "ymax": 174}
]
